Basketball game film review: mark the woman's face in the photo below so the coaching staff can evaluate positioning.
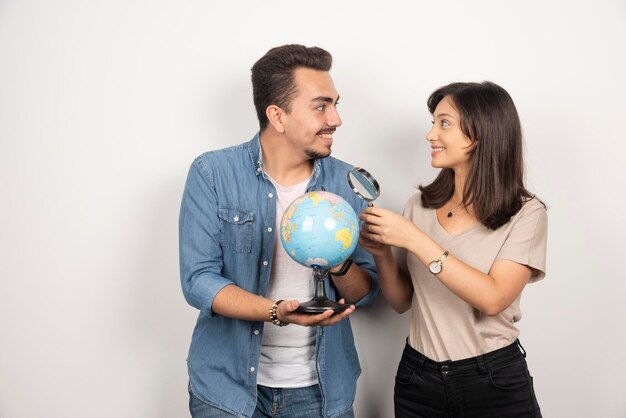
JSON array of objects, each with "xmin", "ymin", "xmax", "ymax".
[{"xmin": 426, "ymin": 96, "xmax": 474, "ymax": 174}]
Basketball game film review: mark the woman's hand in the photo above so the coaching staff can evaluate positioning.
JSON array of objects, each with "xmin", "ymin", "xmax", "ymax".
[
  {"xmin": 359, "ymin": 207, "xmax": 419, "ymax": 250},
  {"xmin": 358, "ymin": 229, "xmax": 390, "ymax": 257}
]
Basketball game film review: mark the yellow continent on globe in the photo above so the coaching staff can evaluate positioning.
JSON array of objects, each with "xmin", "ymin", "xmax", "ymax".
[
  {"xmin": 335, "ymin": 228, "xmax": 353, "ymax": 250},
  {"xmin": 308, "ymin": 192, "xmax": 324, "ymax": 206},
  {"xmin": 282, "ymin": 222, "xmax": 297, "ymax": 243}
]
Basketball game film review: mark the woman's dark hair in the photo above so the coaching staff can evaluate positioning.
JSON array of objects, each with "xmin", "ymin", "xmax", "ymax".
[
  {"xmin": 419, "ymin": 81, "xmax": 536, "ymax": 230},
  {"xmin": 251, "ymin": 44, "xmax": 332, "ymax": 131}
]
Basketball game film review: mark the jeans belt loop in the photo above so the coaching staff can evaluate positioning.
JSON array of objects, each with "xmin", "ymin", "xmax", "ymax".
[
  {"xmin": 517, "ymin": 339, "xmax": 527, "ymax": 358},
  {"xmin": 417, "ymin": 355, "xmax": 426, "ymax": 376},
  {"xmin": 476, "ymin": 355, "xmax": 487, "ymax": 374}
]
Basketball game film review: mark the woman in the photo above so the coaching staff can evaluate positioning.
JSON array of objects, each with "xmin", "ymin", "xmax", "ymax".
[{"xmin": 360, "ymin": 82, "xmax": 547, "ymax": 417}]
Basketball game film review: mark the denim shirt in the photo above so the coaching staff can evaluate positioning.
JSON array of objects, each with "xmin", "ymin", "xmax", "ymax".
[{"xmin": 179, "ymin": 133, "xmax": 379, "ymax": 418}]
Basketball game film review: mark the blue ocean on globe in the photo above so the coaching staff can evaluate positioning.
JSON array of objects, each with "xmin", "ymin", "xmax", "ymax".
[{"xmin": 280, "ymin": 191, "xmax": 359, "ymax": 269}]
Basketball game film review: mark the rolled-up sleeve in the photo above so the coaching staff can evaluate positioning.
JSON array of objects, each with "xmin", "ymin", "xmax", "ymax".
[{"xmin": 179, "ymin": 158, "xmax": 234, "ymax": 316}]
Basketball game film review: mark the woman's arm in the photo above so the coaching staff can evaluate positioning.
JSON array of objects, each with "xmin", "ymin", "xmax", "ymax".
[
  {"xmin": 358, "ymin": 233, "xmax": 414, "ymax": 313},
  {"xmin": 360, "ymin": 207, "xmax": 534, "ymax": 316}
]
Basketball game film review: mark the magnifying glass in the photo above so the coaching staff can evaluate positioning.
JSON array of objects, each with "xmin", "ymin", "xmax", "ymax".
[{"xmin": 347, "ymin": 167, "xmax": 380, "ymax": 206}]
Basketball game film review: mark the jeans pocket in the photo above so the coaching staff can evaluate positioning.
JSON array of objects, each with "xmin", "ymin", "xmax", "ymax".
[
  {"xmin": 488, "ymin": 359, "xmax": 531, "ymax": 391},
  {"xmin": 218, "ymin": 207, "xmax": 254, "ymax": 253},
  {"xmin": 395, "ymin": 356, "xmax": 419, "ymax": 385}
]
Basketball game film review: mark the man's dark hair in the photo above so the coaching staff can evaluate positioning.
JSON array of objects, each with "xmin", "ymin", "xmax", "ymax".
[
  {"xmin": 251, "ymin": 44, "xmax": 332, "ymax": 131},
  {"xmin": 419, "ymin": 81, "xmax": 538, "ymax": 230}
]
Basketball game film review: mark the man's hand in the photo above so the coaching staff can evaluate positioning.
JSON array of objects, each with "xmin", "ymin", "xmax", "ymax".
[{"xmin": 277, "ymin": 299, "xmax": 355, "ymax": 327}]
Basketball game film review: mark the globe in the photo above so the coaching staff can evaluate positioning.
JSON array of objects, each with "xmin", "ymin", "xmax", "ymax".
[{"xmin": 280, "ymin": 191, "xmax": 359, "ymax": 269}]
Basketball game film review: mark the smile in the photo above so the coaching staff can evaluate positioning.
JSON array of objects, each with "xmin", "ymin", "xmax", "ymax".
[{"xmin": 317, "ymin": 128, "xmax": 336, "ymax": 142}]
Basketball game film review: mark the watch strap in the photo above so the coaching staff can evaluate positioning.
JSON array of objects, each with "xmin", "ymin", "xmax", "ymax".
[{"xmin": 330, "ymin": 258, "xmax": 353, "ymax": 277}]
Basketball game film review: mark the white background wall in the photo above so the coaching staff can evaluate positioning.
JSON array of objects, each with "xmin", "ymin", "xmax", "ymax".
[{"xmin": 1, "ymin": 1, "xmax": 625, "ymax": 417}]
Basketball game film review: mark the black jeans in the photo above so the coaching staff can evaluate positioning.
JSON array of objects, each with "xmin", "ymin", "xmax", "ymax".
[{"xmin": 394, "ymin": 340, "xmax": 541, "ymax": 418}]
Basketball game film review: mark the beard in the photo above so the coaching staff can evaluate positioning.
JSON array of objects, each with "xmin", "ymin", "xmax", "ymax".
[{"xmin": 305, "ymin": 146, "xmax": 331, "ymax": 160}]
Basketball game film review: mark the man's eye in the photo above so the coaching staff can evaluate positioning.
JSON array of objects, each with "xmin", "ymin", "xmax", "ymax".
[{"xmin": 316, "ymin": 105, "xmax": 325, "ymax": 111}]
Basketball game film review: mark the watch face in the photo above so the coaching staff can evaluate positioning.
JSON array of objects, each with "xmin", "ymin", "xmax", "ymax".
[{"xmin": 428, "ymin": 261, "xmax": 442, "ymax": 274}]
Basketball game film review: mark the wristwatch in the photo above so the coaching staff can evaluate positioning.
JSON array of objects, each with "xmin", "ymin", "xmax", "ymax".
[{"xmin": 428, "ymin": 251, "xmax": 449, "ymax": 274}]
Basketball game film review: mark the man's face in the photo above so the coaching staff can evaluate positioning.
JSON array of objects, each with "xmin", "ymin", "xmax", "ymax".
[{"xmin": 280, "ymin": 67, "xmax": 342, "ymax": 159}]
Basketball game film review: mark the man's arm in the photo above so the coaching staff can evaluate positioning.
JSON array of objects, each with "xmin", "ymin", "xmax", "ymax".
[
  {"xmin": 329, "ymin": 263, "xmax": 373, "ymax": 304},
  {"xmin": 180, "ymin": 158, "xmax": 355, "ymax": 326},
  {"xmin": 179, "ymin": 158, "xmax": 233, "ymax": 316},
  {"xmin": 212, "ymin": 284, "xmax": 355, "ymax": 327},
  {"xmin": 328, "ymin": 194, "xmax": 379, "ymax": 305}
]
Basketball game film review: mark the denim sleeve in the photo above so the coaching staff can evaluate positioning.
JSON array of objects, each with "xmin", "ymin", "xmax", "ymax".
[
  {"xmin": 179, "ymin": 158, "xmax": 233, "ymax": 317},
  {"xmin": 348, "ymin": 199, "xmax": 380, "ymax": 307}
]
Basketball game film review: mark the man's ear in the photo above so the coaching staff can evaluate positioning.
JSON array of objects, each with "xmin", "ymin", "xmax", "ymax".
[{"xmin": 266, "ymin": 105, "xmax": 285, "ymax": 133}]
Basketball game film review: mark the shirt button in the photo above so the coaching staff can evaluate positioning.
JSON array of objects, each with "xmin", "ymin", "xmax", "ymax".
[
  {"xmin": 268, "ymin": 193, "xmax": 273, "ymax": 198},
  {"xmin": 253, "ymin": 330, "xmax": 259, "ymax": 335},
  {"xmin": 263, "ymin": 261, "xmax": 268, "ymax": 266},
  {"xmin": 267, "ymin": 227, "xmax": 272, "ymax": 232},
  {"xmin": 233, "ymin": 216, "xmax": 239, "ymax": 222},
  {"xmin": 257, "ymin": 167, "xmax": 262, "ymax": 172},
  {"xmin": 250, "ymin": 367, "xmax": 255, "ymax": 372}
]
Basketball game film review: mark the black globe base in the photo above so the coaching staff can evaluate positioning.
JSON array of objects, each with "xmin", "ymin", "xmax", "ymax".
[
  {"xmin": 294, "ymin": 265, "xmax": 350, "ymax": 313},
  {"xmin": 295, "ymin": 298, "xmax": 351, "ymax": 313}
]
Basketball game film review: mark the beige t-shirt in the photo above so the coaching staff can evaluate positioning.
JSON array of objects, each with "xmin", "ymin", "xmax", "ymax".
[{"xmin": 397, "ymin": 192, "xmax": 548, "ymax": 362}]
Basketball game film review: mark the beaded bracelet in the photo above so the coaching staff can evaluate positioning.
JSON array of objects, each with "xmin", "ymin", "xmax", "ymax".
[{"xmin": 269, "ymin": 300, "xmax": 288, "ymax": 327}]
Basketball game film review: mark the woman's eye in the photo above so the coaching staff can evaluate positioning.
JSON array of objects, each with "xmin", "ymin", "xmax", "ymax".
[
  {"xmin": 441, "ymin": 120, "xmax": 450, "ymax": 127},
  {"xmin": 430, "ymin": 120, "xmax": 435, "ymax": 125}
]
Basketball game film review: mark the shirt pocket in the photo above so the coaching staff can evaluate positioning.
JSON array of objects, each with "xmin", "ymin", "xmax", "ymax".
[{"xmin": 218, "ymin": 206, "xmax": 254, "ymax": 253}]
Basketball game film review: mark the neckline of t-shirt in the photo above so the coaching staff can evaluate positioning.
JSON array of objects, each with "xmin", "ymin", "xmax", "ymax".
[
  {"xmin": 432, "ymin": 208, "xmax": 483, "ymax": 239},
  {"xmin": 264, "ymin": 171, "xmax": 313, "ymax": 192},
  {"xmin": 431, "ymin": 196, "xmax": 541, "ymax": 239}
]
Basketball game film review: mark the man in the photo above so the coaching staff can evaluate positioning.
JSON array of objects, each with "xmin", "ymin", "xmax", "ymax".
[{"xmin": 179, "ymin": 44, "xmax": 379, "ymax": 418}]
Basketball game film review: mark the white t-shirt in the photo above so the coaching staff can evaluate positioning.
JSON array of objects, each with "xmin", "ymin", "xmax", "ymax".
[{"xmin": 257, "ymin": 173, "xmax": 318, "ymax": 388}]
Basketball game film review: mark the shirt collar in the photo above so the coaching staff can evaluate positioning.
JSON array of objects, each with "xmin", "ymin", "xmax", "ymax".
[
  {"xmin": 247, "ymin": 132, "xmax": 264, "ymax": 176},
  {"xmin": 247, "ymin": 131, "xmax": 322, "ymax": 181}
]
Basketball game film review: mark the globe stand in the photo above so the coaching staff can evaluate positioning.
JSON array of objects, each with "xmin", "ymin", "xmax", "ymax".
[{"xmin": 295, "ymin": 266, "xmax": 351, "ymax": 313}]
